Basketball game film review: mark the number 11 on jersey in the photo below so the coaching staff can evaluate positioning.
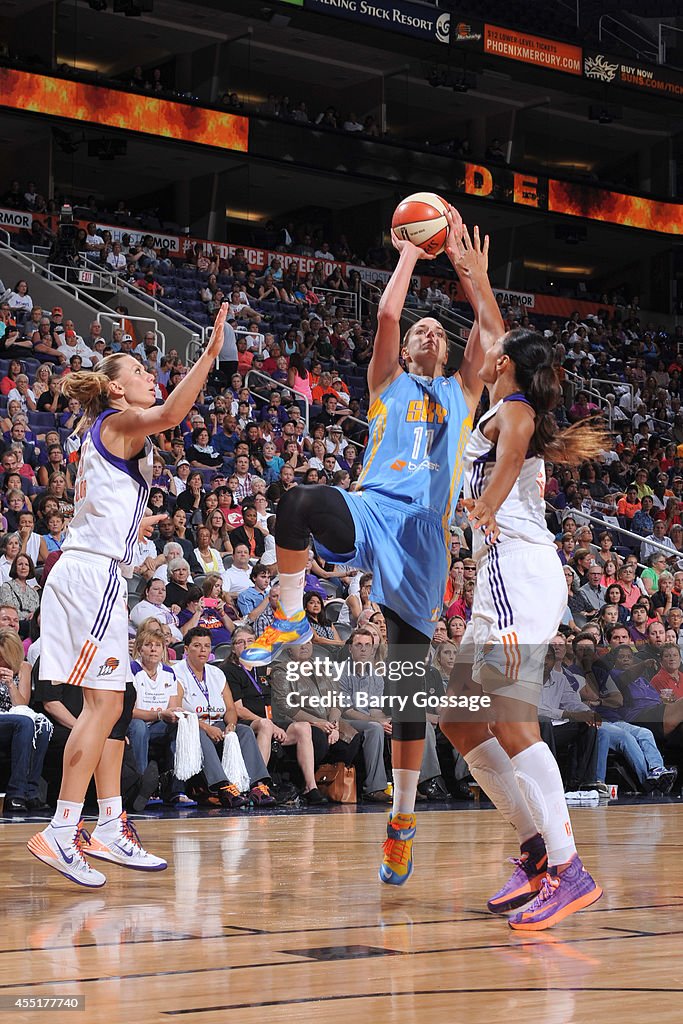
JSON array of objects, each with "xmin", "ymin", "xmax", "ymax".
[{"xmin": 411, "ymin": 426, "xmax": 434, "ymax": 461}]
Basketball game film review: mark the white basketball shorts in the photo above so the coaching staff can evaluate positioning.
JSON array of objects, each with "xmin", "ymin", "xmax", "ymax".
[
  {"xmin": 460, "ymin": 542, "xmax": 567, "ymax": 705},
  {"xmin": 40, "ymin": 551, "xmax": 132, "ymax": 692}
]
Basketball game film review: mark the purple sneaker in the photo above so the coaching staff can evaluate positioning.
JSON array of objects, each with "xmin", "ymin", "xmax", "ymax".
[
  {"xmin": 508, "ymin": 854, "xmax": 602, "ymax": 931},
  {"xmin": 487, "ymin": 833, "xmax": 548, "ymax": 914}
]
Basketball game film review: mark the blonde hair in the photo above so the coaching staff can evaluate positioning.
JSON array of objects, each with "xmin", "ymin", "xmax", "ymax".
[
  {"xmin": 133, "ymin": 618, "xmax": 169, "ymax": 662},
  {"xmin": 0, "ymin": 628, "xmax": 25, "ymax": 674},
  {"xmin": 61, "ymin": 354, "xmax": 129, "ymax": 432}
]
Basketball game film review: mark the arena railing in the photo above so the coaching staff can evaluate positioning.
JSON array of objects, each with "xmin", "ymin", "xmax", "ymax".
[
  {"xmin": 244, "ymin": 367, "xmax": 310, "ymax": 435},
  {"xmin": 361, "ymin": 281, "xmax": 468, "ymax": 360},
  {"xmin": 563, "ymin": 370, "xmax": 613, "ymax": 429},
  {"xmin": 112, "ymin": 272, "xmax": 208, "ymax": 345},
  {"xmin": 95, "ymin": 311, "xmax": 166, "ymax": 356},
  {"xmin": 0, "ymin": 235, "xmax": 163, "ymax": 335},
  {"xmin": 243, "ymin": 367, "xmax": 369, "ymax": 450},
  {"xmin": 546, "ymin": 502, "xmax": 681, "ymax": 570},
  {"xmin": 48, "ymin": 262, "xmax": 118, "ymax": 293},
  {"xmin": 314, "ymin": 286, "xmax": 359, "ymax": 321}
]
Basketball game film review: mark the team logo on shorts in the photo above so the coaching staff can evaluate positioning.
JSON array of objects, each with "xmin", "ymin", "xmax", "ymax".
[{"xmin": 97, "ymin": 657, "xmax": 120, "ymax": 678}]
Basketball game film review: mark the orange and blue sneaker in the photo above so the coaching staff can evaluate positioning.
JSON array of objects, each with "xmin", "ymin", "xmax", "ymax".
[
  {"xmin": 508, "ymin": 854, "xmax": 602, "ymax": 931},
  {"xmin": 379, "ymin": 812, "xmax": 416, "ymax": 886},
  {"xmin": 487, "ymin": 833, "xmax": 548, "ymax": 914},
  {"xmin": 240, "ymin": 605, "xmax": 313, "ymax": 667}
]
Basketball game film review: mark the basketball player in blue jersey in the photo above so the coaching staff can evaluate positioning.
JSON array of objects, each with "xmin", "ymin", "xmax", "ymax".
[
  {"xmin": 440, "ymin": 316, "xmax": 606, "ymax": 930},
  {"xmin": 28, "ymin": 306, "xmax": 230, "ymax": 888},
  {"xmin": 243, "ymin": 212, "xmax": 505, "ymax": 884}
]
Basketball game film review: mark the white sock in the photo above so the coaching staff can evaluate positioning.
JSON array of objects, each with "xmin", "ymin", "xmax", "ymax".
[
  {"xmin": 50, "ymin": 800, "xmax": 83, "ymax": 832},
  {"xmin": 278, "ymin": 569, "xmax": 306, "ymax": 618},
  {"xmin": 511, "ymin": 741, "xmax": 577, "ymax": 867},
  {"xmin": 392, "ymin": 768, "xmax": 420, "ymax": 816},
  {"xmin": 97, "ymin": 796, "xmax": 123, "ymax": 826},
  {"xmin": 465, "ymin": 737, "xmax": 538, "ymax": 844}
]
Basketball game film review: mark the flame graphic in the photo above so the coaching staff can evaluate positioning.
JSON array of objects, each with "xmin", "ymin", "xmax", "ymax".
[
  {"xmin": 0, "ymin": 68, "xmax": 248, "ymax": 153},
  {"xmin": 549, "ymin": 180, "xmax": 683, "ymax": 235}
]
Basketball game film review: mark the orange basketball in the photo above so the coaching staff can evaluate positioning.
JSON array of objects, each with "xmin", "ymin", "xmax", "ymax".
[{"xmin": 391, "ymin": 192, "xmax": 450, "ymax": 255}]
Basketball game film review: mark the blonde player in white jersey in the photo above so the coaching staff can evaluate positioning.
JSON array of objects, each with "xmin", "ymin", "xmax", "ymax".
[
  {"xmin": 28, "ymin": 305, "xmax": 230, "ymax": 888},
  {"xmin": 441, "ymin": 322, "xmax": 607, "ymax": 932}
]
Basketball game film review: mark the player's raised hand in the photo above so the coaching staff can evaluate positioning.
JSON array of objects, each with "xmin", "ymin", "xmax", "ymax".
[
  {"xmin": 390, "ymin": 229, "xmax": 438, "ymax": 261},
  {"xmin": 205, "ymin": 301, "xmax": 230, "ymax": 360},
  {"xmin": 462, "ymin": 496, "xmax": 499, "ymax": 544},
  {"xmin": 447, "ymin": 224, "xmax": 490, "ymax": 278},
  {"xmin": 443, "ymin": 204, "xmax": 463, "ymax": 258},
  {"xmin": 138, "ymin": 513, "xmax": 167, "ymax": 542}
]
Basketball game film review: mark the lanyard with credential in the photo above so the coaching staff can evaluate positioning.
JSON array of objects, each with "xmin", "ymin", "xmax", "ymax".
[
  {"xmin": 242, "ymin": 666, "xmax": 262, "ymax": 695},
  {"xmin": 187, "ymin": 662, "xmax": 210, "ymax": 707}
]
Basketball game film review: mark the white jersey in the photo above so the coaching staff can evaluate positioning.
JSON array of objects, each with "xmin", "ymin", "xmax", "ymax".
[
  {"xmin": 62, "ymin": 409, "xmax": 153, "ymax": 568},
  {"xmin": 175, "ymin": 659, "xmax": 226, "ymax": 725},
  {"xmin": 131, "ymin": 660, "xmax": 177, "ymax": 712},
  {"xmin": 463, "ymin": 393, "xmax": 555, "ymax": 561}
]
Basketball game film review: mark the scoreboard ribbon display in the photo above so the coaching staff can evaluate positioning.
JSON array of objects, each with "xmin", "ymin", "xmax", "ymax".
[{"xmin": 0, "ymin": 67, "xmax": 249, "ymax": 153}]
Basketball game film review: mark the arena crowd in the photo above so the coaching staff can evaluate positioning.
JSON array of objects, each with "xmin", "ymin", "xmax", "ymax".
[{"xmin": 0, "ymin": 184, "xmax": 682, "ymax": 813}]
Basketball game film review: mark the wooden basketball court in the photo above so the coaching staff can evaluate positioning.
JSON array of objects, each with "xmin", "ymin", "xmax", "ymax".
[{"xmin": 1, "ymin": 804, "xmax": 681, "ymax": 1023}]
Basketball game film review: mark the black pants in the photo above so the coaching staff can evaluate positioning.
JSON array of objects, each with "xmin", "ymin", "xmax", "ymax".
[
  {"xmin": 276, "ymin": 486, "xmax": 432, "ymax": 741},
  {"xmin": 218, "ymin": 359, "xmax": 238, "ymax": 386},
  {"xmin": 543, "ymin": 719, "xmax": 599, "ymax": 790}
]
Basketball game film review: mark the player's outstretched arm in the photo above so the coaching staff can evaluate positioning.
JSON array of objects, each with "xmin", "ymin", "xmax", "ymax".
[
  {"xmin": 367, "ymin": 232, "xmax": 435, "ymax": 399},
  {"xmin": 449, "ymin": 226, "xmax": 505, "ymax": 417},
  {"xmin": 111, "ymin": 303, "xmax": 230, "ymax": 448},
  {"xmin": 464, "ymin": 401, "xmax": 535, "ymax": 543}
]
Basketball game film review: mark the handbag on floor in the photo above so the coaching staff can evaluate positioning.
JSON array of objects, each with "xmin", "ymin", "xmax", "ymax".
[{"xmin": 315, "ymin": 762, "xmax": 357, "ymax": 803}]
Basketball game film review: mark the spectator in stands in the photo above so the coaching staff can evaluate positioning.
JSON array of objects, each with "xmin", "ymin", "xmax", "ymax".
[
  {"xmin": 177, "ymin": 577, "xmax": 235, "ymax": 647},
  {"xmin": 0, "ymin": 627, "xmax": 50, "ymax": 812},
  {"xmin": 129, "ymin": 579, "xmax": 183, "ymax": 641},
  {"xmin": 538, "ymin": 646, "xmax": 602, "ymax": 792},
  {"xmin": 304, "ymin": 591, "xmax": 341, "ymax": 648},
  {"xmin": 7, "ymin": 281, "xmax": 32, "ymax": 318},
  {"xmin": 272, "ymin": 636, "xmax": 362, "ymax": 768},
  {"xmin": 174, "ymin": 627, "xmax": 274, "ymax": 806},
  {"xmin": 223, "ymin": 543, "xmax": 253, "ymax": 597},
  {"xmin": 185, "ymin": 426, "xmax": 223, "ymax": 469},
  {"xmin": 229, "ymin": 501, "xmax": 266, "ymax": 559}
]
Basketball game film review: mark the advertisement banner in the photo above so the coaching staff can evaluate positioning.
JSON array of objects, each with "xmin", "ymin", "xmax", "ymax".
[
  {"xmin": 492, "ymin": 288, "xmax": 535, "ymax": 310},
  {"xmin": 583, "ymin": 49, "xmax": 683, "ymax": 98},
  {"xmin": 451, "ymin": 19, "xmax": 483, "ymax": 45},
  {"xmin": 0, "ymin": 68, "xmax": 249, "ymax": 154},
  {"xmin": 0, "ymin": 207, "xmax": 32, "ymax": 229},
  {"xmin": 484, "ymin": 24, "xmax": 582, "ymax": 76},
  {"xmin": 304, "ymin": 0, "xmax": 450, "ymax": 45}
]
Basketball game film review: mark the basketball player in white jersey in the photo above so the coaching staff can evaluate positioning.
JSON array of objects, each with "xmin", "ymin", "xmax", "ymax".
[
  {"xmin": 440, "ymin": 316, "xmax": 607, "ymax": 931},
  {"xmin": 28, "ymin": 305, "xmax": 230, "ymax": 887}
]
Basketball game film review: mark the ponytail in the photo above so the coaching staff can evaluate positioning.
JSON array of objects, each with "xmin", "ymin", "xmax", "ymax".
[
  {"xmin": 503, "ymin": 329, "xmax": 610, "ymax": 464},
  {"xmin": 61, "ymin": 353, "xmax": 128, "ymax": 433}
]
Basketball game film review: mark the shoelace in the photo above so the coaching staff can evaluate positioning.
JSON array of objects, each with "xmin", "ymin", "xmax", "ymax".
[
  {"xmin": 536, "ymin": 874, "xmax": 561, "ymax": 903},
  {"xmin": 73, "ymin": 825, "xmax": 94, "ymax": 863},
  {"xmin": 225, "ymin": 784, "xmax": 241, "ymax": 797},
  {"xmin": 255, "ymin": 783, "xmax": 271, "ymax": 798},
  {"xmin": 120, "ymin": 815, "xmax": 142, "ymax": 849},
  {"xmin": 382, "ymin": 837, "xmax": 411, "ymax": 869}
]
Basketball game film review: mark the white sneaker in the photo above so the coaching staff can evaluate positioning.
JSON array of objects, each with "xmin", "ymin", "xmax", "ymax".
[
  {"xmin": 27, "ymin": 822, "xmax": 107, "ymax": 888},
  {"xmin": 86, "ymin": 812, "xmax": 167, "ymax": 871}
]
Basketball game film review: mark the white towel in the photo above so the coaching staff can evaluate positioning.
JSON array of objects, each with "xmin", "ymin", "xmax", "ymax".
[
  {"xmin": 221, "ymin": 730, "xmax": 250, "ymax": 792},
  {"xmin": 173, "ymin": 711, "xmax": 203, "ymax": 781}
]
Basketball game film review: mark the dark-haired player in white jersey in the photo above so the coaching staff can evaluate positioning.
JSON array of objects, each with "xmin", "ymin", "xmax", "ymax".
[{"xmin": 441, "ymin": 314, "xmax": 607, "ymax": 931}]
